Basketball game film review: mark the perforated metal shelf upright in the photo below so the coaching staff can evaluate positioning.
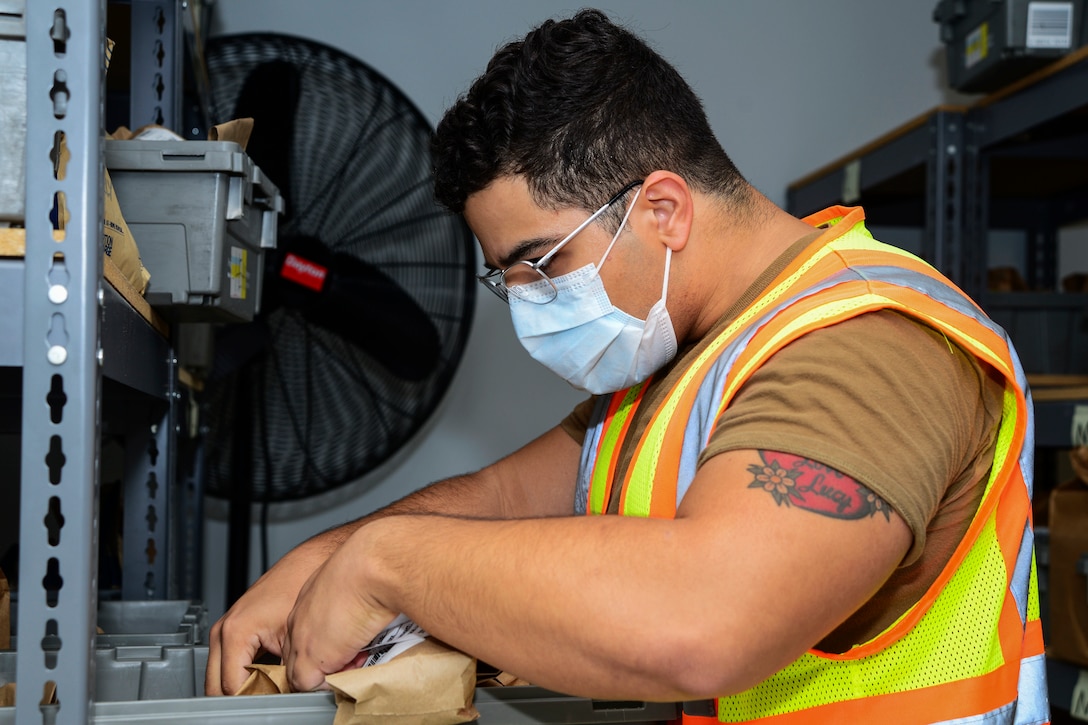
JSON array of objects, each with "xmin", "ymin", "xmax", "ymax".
[
  {"xmin": 17, "ymin": 1, "xmax": 106, "ymax": 721},
  {"xmin": 11, "ymin": 1, "xmax": 183, "ymax": 722},
  {"xmin": 786, "ymin": 106, "xmax": 968, "ymax": 285}
]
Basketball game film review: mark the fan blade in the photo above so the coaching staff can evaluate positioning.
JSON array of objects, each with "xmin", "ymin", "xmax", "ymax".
[
  {"xmin": 209, "ymin": 318, "xmax": 273, "ymax": 381},
  {"xmin": 307, "ymin": 252, "xmax": 441, "ymax": 381},
  {"xmin": 269, "ymin": 238, "xmax": 441, "ymax": 381},
  {"xmin": 231, "ymin": 59, "xmax": 300, "ymax": 215}
]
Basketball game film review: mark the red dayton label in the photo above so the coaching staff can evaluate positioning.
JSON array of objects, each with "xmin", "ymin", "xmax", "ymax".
[{"xmin": 281, "ymin": 252, "xmax": 328, "ymax": 292}]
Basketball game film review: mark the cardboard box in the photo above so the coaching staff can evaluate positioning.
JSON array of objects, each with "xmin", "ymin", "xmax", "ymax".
[{"xmin": 1048, "ymin": 477, "xmax": 1088, "ymax": 666}]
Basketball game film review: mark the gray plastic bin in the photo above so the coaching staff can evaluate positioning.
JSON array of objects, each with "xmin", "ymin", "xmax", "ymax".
[
  {"xmin": 1, "ymin": 688, "xmax": 678, "ymax": 725},
  {"xmin": 984, "ymin": 292, "xmax": 1088, "ymax": 375},
  {"xmin": 0, "ymin": 1, "xmax": 26, "ymax": 222},
  {"xmin": 0, "ymin": 647, "xmax": 680, "ymax": 724},
  {"xmin": 9, "ymin": 599, "xmax": 208, "ymax": 648},
  {"xmin": 0, "ymin": 645, "xmax": 207, "ymax": 703},
  {"xmin": 103, "ymin": 139, "xmax": 283, "ymax": 323},
  {"xmin": 96, "ymin": 600, "xmax": 209, "ymax": 646}
]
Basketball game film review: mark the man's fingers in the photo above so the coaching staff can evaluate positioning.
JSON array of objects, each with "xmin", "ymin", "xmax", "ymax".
[
  {"xmin": 205, "ymin": 616, "xmax": 267, "ymax": 696},
  {"xmin": 205, "ymin": 621, "xmax": 224, "ymax": 696},
  {"xmin": 283, "ymin": 626, "xmax": 335, "ymax": 692}
]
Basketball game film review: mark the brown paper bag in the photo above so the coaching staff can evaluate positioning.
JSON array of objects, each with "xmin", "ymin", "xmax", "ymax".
[
  {"xmin": 208, "ymin": 118, "xmax": 254, "ymax": 150},
  {"xmin": 0, "ymin": 681, "xmax": 58, "ymax": 707},
  {"xmin": 232, "ymin": 639, "xmax": 478, "ymax": 725},
  {"xmin": 101, "ymin": 168, "xmax": 151, "ymax": 295},
  {"xmin": 476, "ymin": 671, "xmax": 531, "ymax": 688},
  {"xmin": 236, "ymin": 663, "xmax": 292, "ymax": 695},
  {"xmin": 326, "ymin": 639, "xmax": 478, "ymax": 725},
  {"xmin": 1048, "ymin": 475, "xmax": 1088, "ymax": 666},
  {"xmin": 475, "ymin": 660, "xmax": 530, "ymax": 688}
]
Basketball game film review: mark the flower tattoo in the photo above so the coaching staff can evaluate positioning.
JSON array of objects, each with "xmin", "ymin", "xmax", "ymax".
[
  {"xmin": 747, "ymin": 462, "xmax": 801, "ymax": 506},
  {"xmin": 747, "ymin": 451, "xmax": 893, "ymax": 522}
]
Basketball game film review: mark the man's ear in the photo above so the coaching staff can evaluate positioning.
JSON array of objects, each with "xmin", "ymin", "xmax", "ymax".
[{"xmin": 638, "ymin": 170, "xmax": 693, "ymax": 252}]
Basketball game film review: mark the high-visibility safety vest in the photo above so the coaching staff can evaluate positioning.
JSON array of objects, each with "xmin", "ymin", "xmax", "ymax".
[{"xmin": 575, "ymin": 207, "xmax": 1049, "ymax": 724}]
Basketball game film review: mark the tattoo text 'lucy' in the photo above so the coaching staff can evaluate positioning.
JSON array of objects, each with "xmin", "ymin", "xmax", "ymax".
[{"xmin": 747, "ymin": 451, "xmax": 891, "ymax": 522}]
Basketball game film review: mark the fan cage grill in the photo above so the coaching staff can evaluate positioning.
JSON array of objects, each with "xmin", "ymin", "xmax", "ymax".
[{"xmin": 201, "ymin": 33, "xmax": 476, "ymax": 502}]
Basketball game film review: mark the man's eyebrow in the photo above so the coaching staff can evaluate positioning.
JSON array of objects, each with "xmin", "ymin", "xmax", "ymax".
[{"xmin": 494, "ymin": 236, "xmax": 563, "ymax": 269}]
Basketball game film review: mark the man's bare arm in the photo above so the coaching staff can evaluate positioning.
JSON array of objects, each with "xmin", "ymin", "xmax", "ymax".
[
  {"xmin": 205, "ymin": 425, "xmax": 581, "ymax": 695},
  {"xmin": 284, "ymin": 448, "xmax": 912, "ymax": 699}
]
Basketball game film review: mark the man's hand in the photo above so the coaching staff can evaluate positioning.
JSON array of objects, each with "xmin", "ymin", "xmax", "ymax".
[
  {"xmin": 282, "ymin": 525, "xmax": 398, "ymax": 691},
  {"xmin": 205, "ymin": 539, "xmax": 336, "ymax": 695},
  {"xmin": 204, "ymin": 426, "xmax": 578, "ymax": 695}
]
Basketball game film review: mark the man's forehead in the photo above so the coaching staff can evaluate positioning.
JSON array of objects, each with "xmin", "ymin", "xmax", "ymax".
[
  {"xmin": 465, "ymin": 176, "xmax": 567, "ymax": 267},
  {"xmin": 466, "ymin": 175, "xmax": 537, "ymax": 214}
]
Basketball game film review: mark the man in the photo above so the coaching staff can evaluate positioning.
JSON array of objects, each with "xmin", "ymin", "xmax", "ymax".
[{"xmin": 207, "ymin": 10, "xmax": 1047, "ymax": 722}]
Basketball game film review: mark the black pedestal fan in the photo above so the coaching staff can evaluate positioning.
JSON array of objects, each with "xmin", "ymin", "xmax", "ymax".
[{"xmin": 200, "ymin": 33, "xmax": 476, "ymax": 604}]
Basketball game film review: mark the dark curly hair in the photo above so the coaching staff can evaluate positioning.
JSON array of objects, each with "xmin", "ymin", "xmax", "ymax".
[{"xmin": 432, "ymin": 9, "xmax": 751, "ymax": 222}]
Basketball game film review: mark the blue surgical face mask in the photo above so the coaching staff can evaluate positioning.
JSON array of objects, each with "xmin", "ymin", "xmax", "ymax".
[{"xmin": 509, "ymin": 189, "xmax": 678, "ymax": 394}]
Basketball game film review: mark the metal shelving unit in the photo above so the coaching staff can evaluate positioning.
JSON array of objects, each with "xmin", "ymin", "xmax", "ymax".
[
  {"xmin": 786, "ymin": 106, "xmax": 968, "ymax": 284},
  {"xmin": 963, "ymin": 46, "xmax": 1088, "ymax": 383},
  {"xmin": 788, "ymin": 44, "xmax": 1088, "ymax": 719},
  {"xmin": 786, "ymin": 48, "xmax": 1088, "ymax": 407},
  {"xmin": 7, "ymin": 1, "xmax": 189, "ymax": 721}
]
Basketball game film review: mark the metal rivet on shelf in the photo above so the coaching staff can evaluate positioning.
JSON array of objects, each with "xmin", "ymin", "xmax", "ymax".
[{"xmin": 48, "ymin": 284, "xmax": 68, "ymax": 304}]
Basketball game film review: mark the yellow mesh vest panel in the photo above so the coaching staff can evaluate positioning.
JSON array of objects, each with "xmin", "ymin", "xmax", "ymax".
[{"xmin": 718, "ymin": 514, "xmax": 1008, "ymax": 720}]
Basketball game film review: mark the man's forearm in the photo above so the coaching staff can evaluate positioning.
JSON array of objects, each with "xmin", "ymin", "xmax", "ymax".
[
  {"xmin": 303, "ymin": 471, "xmax": 504, "ymax": 552},
  {"xmin": 304, "ymin": 426, "xmax": 579, "ymax": 552}
]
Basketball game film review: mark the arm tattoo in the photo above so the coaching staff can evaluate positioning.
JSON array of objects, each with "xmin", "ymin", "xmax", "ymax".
[{"xmin": 747, "ymin": 451, "xmax": 891, "ymax": 522}]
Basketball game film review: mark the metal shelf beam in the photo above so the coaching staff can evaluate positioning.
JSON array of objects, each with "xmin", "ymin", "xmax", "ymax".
[{"xmin": 2, "ymin": 259, "xmax": 173, "ymax": 398}]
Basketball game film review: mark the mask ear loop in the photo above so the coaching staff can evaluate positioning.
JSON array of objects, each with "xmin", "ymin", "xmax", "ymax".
[
  {"xmin": 595, "ymin": 185, "xmax": 643, "ymax": 274},
  {"xmin": 660, "ymin": 247, "xmax": 672, "ymax": 303}
]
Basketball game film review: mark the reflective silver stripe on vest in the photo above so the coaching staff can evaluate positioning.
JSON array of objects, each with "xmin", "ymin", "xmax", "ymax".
[
  {"xmin": 924, "ymin": 653, "xmax": 1049, "ymax": 724},
  {"xmin": 1013, "ymin": 521, "xmax": 1036, "ymax": 623}
]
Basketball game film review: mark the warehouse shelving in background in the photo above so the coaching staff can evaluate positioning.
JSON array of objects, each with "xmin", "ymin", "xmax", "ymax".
[
  {"xmin": 786, "ymin": 47, "xmax": 1088, "ymax": 433},
  {"xmin": 787, "ymin": 43, "xmax": 1088, "ymax": 720}
]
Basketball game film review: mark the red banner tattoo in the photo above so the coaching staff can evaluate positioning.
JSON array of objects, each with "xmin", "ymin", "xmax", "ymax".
[{"xmin": 747, "ymin": 451, "xmax": 891, "ymax": 521}]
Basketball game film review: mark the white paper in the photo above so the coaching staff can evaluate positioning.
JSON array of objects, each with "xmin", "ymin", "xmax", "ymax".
[{"xmin": 357, "ymin": 614, "xmax": 428, "ymax": 668}]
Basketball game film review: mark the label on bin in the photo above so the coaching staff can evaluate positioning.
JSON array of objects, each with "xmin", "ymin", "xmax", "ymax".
[
  {"xmin": 282, "ymin": 252, "xmax": 328, "ymax": 292},
  {"xmin": 965, "ymin": 22, "xmax": 988, "ymax": 68},
  {"xmin": 230, "ymin": 247, "xmax": 248, "ymax": 299}
]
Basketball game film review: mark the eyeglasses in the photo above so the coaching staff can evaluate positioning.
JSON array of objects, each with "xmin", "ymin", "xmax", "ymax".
[{"xmin": 477, "ymin": 180, "xmax": 643, "ymax": 304}]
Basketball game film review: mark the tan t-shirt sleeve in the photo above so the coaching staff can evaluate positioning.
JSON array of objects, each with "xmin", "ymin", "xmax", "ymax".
[
  {"xmin": 560, "ymin": 396, "xmax": 596, "ymax": 443},
  {"xmin": 700, "ymin": 309, "xmax": 1004, "ymax": 564}
]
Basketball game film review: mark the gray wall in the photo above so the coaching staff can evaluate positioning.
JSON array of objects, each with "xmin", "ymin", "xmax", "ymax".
[{"xmin": 202, "ymin": 0, "xmax": 977, "ymax": 619}]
